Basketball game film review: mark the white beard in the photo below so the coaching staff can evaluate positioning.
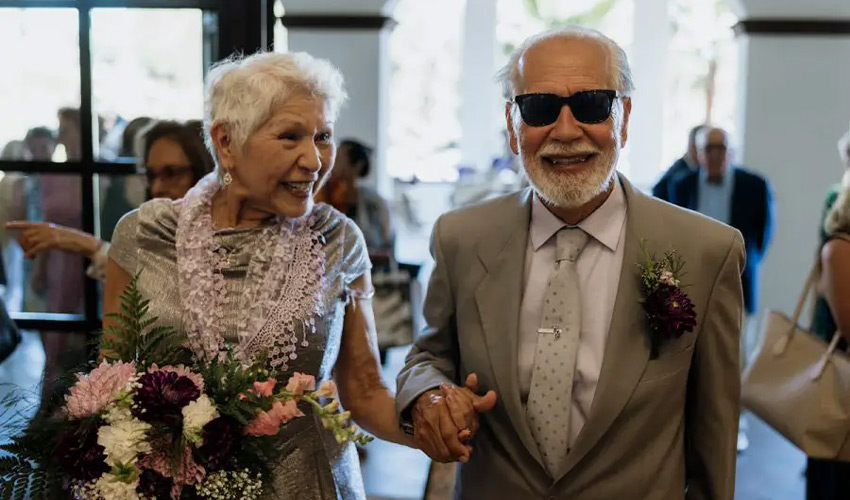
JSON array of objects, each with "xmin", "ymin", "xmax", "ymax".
[{"xmin": 521, "ymin": 140, "xmax": 620, "ymax": 209}]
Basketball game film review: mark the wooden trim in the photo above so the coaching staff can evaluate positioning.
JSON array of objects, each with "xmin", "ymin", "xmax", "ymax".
[
  {"xmin": 734, "ymin": 19, "xmax": 850, "ymax": 36},
  {"xmin": 280, "ymin": 14, "xmax": 396, "ymax": 30}
]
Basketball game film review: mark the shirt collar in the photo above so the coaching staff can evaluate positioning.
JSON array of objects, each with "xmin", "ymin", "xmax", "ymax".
[
  {"xmin": 530, "ymin": 178, "xmax": 627, "ymax": 252},
  {"xmin": 699, "ymin": 165, "xmax": 734, "ymax": 186}
]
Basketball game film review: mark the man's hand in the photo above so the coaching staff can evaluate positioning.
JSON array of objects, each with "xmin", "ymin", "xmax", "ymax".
[
  {"xmin": 412, "ymin": 389, "xmax": 472, "ymax": 463},
  {"xmin": 411, "ymin": 373, "xmax": 497, "ymax": 463},
  {"xmin": 441, "ymin": 373, "xmax": 497, "ymax": 443}
]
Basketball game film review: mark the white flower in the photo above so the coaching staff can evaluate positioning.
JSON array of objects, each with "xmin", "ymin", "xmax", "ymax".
[
  {"xmin": 97, "ymin": 418, "xmax": 151, "ymax": 467},
  {"xmin": 103, "ymin": 404, "xmax": 133, "ymax": 425},
  {"xmin": 659, "ymin": 269, "xmax": 680, "ymax": 287},
  {"xmin": 196, "ymin": 469, "xmax": 263, "ymax": 499},
  {"xmin": 95, "ymin": 474, "xmax": 141, "ymax": 500},
  {"xmin": 182, "ymin": 394, "xmax": 219, "ymax": 445}
]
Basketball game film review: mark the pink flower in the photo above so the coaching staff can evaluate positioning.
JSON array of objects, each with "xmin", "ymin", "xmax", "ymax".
[
  {"xmin": 252, "ymin": 378, "xmax": 277, "ymax": 397},
  {"xmin": 243, "ymin": 401, "xmax": 304, "ymax": 437},
  {"xmin": 285, "ymin": 372, "xmax": 316, "ymax": 396},
  {"xmin": 315, "ymin": 380, "xmax": 337, "ymax": 398},
  {"xmin": 272, "ymin": 400, "xmax": 304, "ymax": 424},
  {"xmin": 243, "ymin": 410, "xmax": 280, "ymax": 437},
  {"xmin": 147, "ymin": 364, "xmax": 205, "ymax": 393},
  {"xmin": 139, "ymin": 437, "xmax": 206, "ymax": 498},
  {"xmin": 65, "ymin": 361, "xmax": 136, "ymax": 419}
]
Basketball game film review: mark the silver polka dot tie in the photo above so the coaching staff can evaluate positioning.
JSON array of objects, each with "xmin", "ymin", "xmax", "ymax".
[{"xmin": 526, "ymin": 227, "xmax": 588, "ymax": 477}]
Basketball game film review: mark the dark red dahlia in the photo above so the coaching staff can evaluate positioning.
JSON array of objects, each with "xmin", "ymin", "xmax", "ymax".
[
  {"xmin": 642, "ymin": 284, "xmax": 697, "ymax": 340},
  {"xmin": 133, "ymin": 370, "xmax": 201, "ymax": 427},
  {"xmin": 196, "ymin": 416, "xmax": 241, "ymax": 471},
  {"xmin": 137, "ymin": 468, "xmax": 173, "ymax": 499},
  {"xmin": 56, "ymin": 421, "xmax": 110, "ymax": 481}
]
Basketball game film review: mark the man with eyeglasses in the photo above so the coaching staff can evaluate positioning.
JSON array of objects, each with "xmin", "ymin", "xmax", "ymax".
[
  {"xmin": 667, "ymin": 126, "xmax": 774, "ymax": 454},
  {"xmin": 668, "ymin": 128, "xmax": 773, "ymax": 330},
  {"xmin": 397, "ymin": 26, "xmax": 743, "ymax": 500}
]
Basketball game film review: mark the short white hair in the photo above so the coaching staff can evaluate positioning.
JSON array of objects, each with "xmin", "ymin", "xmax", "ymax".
[
  {"xmin": 839, "ymin": 124, "xmax": 850, "ymax": 165},
  {"xmin": 496, "ymin": 26, "xmax": 635, "ymax": 101},
  {"xmin": 203, "ymin": 51, "xmax": 347, "ymax": 167}
]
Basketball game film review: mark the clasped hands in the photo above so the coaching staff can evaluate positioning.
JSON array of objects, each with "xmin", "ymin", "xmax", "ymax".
[{"xmin": 411, "ymin": 373, "xmax": 497, "ymax": 463}]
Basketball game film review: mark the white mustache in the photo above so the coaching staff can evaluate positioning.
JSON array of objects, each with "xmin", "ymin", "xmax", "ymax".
[{"xmin": 537, "ymin": 143, "xmax": 600, "ymax": 157}]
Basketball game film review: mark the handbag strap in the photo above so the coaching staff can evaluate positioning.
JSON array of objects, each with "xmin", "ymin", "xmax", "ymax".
[
  {"xmin": 773, "ymin": 256, "xmax": 824, "ymax": 356},
  {"xmin": 813, "ymin": 331, "xmax": 846, "ymax": 380},
  {"xmin": 790, "ymin": 259, "xmax": 820, "ymax": 327},
  {"xmin": 779, "ymin": 233, "xmax": 850, "ymax": 357},
  {"xmin": 789, "ymin": 233, "xmax": 850, "ymax": 330},
  {"xmin": 811, "ymin": 233, "xmax": 850, "ymax": 376}
]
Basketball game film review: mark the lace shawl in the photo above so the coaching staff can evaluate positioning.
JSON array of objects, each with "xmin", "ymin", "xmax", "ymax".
[{"xmin": 175, "ymin": 174, "xmax": 325, "ymax": 370}]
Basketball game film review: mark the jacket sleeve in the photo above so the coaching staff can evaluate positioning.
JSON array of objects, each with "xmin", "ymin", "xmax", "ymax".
[
  {"xmin": 685, "ymin": 231, "xmax": 745, "ymax": 500},
  {"xmin": 395, "ymin": 215, "xmax": 458, "ymax": 419}
]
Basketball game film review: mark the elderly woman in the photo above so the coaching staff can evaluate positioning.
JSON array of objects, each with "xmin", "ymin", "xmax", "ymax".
[
  {"xmin": 103, "ymin": 52, "xmax": 411, "ymax": 498},
  {"xmin": 807, "ymin": 124, "xmax": 850, "ymax": 500}
]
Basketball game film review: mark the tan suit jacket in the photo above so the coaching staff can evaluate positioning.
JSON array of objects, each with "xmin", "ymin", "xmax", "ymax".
[{"xmin": 396, "ymin": 174, "xmax": 745, "ymax": 499}]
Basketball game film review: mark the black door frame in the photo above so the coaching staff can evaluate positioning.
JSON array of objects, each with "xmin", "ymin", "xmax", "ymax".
[{"xmin": 0, "ymin": 0, "xmax": 272, "ymax": 333}]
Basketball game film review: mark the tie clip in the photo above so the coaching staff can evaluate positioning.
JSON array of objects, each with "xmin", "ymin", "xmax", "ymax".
[{"xmin": 538, "ymin": 327, "xmax": 562, "ymax": 339}]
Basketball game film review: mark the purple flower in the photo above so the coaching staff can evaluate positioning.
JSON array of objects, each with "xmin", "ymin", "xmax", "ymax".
[
  {"xmin": 133, "ymin": 370, "xmax": 200, "ymax": 427},
  {"xmin": 197, "ymin": 416, "xmax": 241, "ymax": 471},
  {"xmin": 642, "ymin": 284, "xmax": 697, "ymax": 341},
  {"xmin": 56, "ymin": 421, "xmax": 110, "ymax": 481}
]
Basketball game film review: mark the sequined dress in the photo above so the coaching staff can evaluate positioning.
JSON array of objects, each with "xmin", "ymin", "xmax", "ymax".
[{"xmin": 109, "ymin": 194, "xmax": 371, "ymax": 500}]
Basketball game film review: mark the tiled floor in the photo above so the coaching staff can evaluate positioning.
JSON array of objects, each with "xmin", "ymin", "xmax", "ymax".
[
  {"xmin": 736, "ymin": 413, "xmax": 806, "ymax": 500},
  {"xmin": 0, "ymin": 334, "xmax": 808, "ymax": 500}
]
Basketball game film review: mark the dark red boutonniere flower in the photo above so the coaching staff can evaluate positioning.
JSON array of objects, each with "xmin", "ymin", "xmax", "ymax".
[{"xmin": 637, "ymin": 241, "xmax": 697, "ymax": 359}]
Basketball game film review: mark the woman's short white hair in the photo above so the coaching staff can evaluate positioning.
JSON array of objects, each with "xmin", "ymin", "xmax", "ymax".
[
  {"xmin": 203, "ymin": 51, "xmax": 347, "ymax": 168},
  {"xmin": 496, "ymin": 26, "xmax": 635, "ymax": 101}
]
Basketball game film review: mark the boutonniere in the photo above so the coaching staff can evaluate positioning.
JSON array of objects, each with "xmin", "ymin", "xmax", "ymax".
[{"xmin": 637, "ymin": 240, "xmax": 697, "ymax": 359}]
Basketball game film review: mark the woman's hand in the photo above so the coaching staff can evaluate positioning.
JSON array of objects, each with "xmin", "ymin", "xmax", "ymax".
[
  {"xmin": 439, "ymin": 373, "xmax": 497, "ymax": 443},
  {"xmin": 6, "ymin": 221, "xmax": 102, "ymax": 259}
]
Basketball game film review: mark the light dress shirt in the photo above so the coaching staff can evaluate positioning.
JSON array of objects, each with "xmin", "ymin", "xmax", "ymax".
[{"xmin": 518, "ymin": 180, "xmax": 627, "ymax": 448}]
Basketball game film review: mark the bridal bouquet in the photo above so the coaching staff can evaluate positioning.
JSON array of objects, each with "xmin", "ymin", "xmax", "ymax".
[{"xmin": 1, "ymin": 276, "xmax": 371, "ymax": 500}]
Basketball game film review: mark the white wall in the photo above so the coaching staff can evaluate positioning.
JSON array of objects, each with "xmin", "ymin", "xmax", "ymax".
[{"xmin": 738, "ymin": 35, "xmax": 850, "ymax": 315}]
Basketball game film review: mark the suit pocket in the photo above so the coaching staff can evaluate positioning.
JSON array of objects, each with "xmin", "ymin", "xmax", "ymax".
[{"xmin": 639, "ymin": 345, "xmax": 694, "ymax": 384}]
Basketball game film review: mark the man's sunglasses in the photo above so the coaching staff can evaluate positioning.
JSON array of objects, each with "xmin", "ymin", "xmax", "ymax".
[{"xmin": 514, "ymin": 90, "xmax": 621, "ymax": 127}]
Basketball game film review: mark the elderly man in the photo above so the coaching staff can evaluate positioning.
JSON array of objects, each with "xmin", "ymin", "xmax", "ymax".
[
  {"xmin": 396, "ymin": 27, "xmax": 744, "ymax": 499},
  {"xmin": 667, "ymin": 127, "xmax": 773, "ymax": 356},
  {"xmin": 666, "ymin": 126, "xmax": 773, "ymax": 454}
]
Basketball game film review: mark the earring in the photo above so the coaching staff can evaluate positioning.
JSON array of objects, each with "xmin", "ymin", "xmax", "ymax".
[{"xmin": 222, "ymin": 170, "xmax": 233, "ymax": 187}]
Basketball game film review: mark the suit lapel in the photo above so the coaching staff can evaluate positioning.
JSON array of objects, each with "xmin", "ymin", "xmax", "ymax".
[
  {"xmin": 473, "ymin": 188, "xmax": 544, "ymax": 466},
  {"xmin": 556, "ymin": 175, "xmax": 655, "ymax": 480}
]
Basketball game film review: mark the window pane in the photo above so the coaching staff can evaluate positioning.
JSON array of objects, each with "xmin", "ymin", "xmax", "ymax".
[
  {"xmin": 0, "ymin": 173, "xmax": 85, "ymax": 315},
  {"xmin": 664, "ymin": 0, "xmax": 739, "ymax": 169},
  {"xmin": 0, "ymin": 8, "xmax": 81, "ymax": 162},
  {"xmin": 91, "ymin": 8, "xmax": 206, "ymax": 161}
]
